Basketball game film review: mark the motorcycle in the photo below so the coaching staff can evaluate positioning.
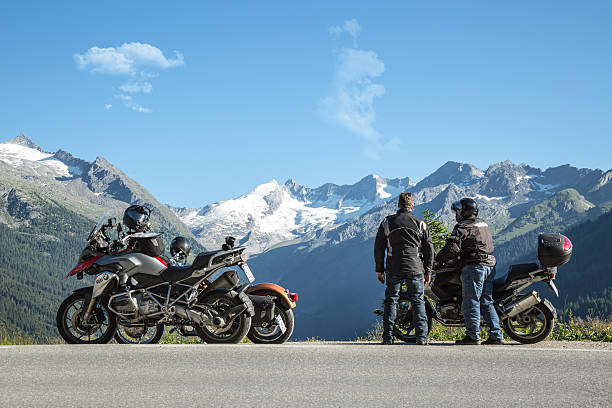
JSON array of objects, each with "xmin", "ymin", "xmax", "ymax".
[
  {"xmin": 115, "ymin": 237, "xmax": 299, "ymax": 344},
  {"xmin": 393, "ymin": 233, "xmax": 573, "ymax": 344},
  {"xmin": 56, "ymin": 212, "xmax": 255, "ymax": 344}
]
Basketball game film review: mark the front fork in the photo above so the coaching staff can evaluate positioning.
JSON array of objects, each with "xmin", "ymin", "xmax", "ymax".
[{"xmin": 82, "ymin": 298, "xmax": 98, "ymax": 322}]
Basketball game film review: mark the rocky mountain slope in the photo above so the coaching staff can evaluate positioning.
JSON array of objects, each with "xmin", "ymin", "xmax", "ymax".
[{"xmin": 0, "ymin": 134, "xmax": 198, "ymax": 242}]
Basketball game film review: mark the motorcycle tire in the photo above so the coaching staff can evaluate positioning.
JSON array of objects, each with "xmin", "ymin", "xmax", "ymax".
[
  {"xmin": 56, "ymin": 292, "xmax": 117, "ymax": 344},
  {"xmin": 501, "ymin": 302, "xmax": 554, "ymax": 344},
  {"xmin": 393, "ymin": 300, "xmax": 434, "ymax": 343},
  {"xmin": 247, "ymin": 307, "xmax": 294, "ymax": 344},
  {"xmin": 114, "ymin": 323, "xmax": 165, "ymax": 344},
  {"xmin": 194, "ymin": 292, "xmax": 251, "ymax": 344}
]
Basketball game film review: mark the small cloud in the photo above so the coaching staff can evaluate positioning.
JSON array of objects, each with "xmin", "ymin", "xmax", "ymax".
[
  {"xmin": 74, "ymin": 42, "xmax": 183, "ymax": 75},
  {"xmin": 116, "ymin": 94, "xmax": 151, "ymax": 113},
  {"xmin": 104, "ymin": 104, "xmax": 113, "ymax": 110},
  {"xmin": 329, "ymin": 19, "xmax": 361, "ymax": 44},
  {"xmin": 74, "ymin": 42, "xmax": 183, "ymax": 112},
  {"xmin": 119, "ymin": 82, "xmax": 153, "ymax": 94}
]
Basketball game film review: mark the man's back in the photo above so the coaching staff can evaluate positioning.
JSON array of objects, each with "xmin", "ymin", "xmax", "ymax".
[
  {"xmin": 437, "ymin": 216, "xmax": 495, "ymax": 266},
  {"xmin": 374, "ymin": 209, "xmax": 434, "ymax": 276}
]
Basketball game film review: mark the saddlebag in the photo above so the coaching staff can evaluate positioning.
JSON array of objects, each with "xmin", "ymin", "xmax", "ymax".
[
  {"xmin": 129, "ymin": 233, "xmax": 165, "ymax": 258},
  {"xmin": 209, "ymin": 270, "xmax": 240, "ymax": 290},
  {"xmin": 538, "ymin": 233, "xmax": 572, "ymax": 267}
]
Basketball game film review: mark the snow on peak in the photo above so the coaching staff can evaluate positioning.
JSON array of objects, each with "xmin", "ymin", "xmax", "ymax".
[
  {"xmin": 0, "ymin": 138, "xmax": 83, "ymax": 179},
  {"xmin": 174, "ymin": 175, "xmax": 411, "ymax": 254}
]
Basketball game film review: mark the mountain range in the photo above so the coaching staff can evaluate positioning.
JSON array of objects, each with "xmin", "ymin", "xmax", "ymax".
[{"xmin": 1, "ymin": 134, "xmax": 610, "ymax": 340}]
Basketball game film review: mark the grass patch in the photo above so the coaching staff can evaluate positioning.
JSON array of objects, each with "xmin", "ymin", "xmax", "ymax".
[
  {"xmin": 551, "ymin": 316, "xmax": 612, "ymax": 342},
  {"xmin": 358, "ymin": 316, "xmax": 612, "ymax": 343}
]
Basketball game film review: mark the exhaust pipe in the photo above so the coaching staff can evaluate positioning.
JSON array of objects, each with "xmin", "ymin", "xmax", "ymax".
[
  {"xmin": 174, "ymin": 306, "xmax": 226, "ymax": 328},
  {"xmin": 504, "ymin": 291, "xmax": 541, "ymax": 318},
  {"xmin": 174, "ymin": 306, "xmax": 210, "ymax": 326}
]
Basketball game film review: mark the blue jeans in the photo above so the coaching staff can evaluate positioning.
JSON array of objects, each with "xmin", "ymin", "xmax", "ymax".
[
  {"xmin": 460, "ymin": 264, "xmax": 503, "ymax": 341},
  {"xmin": 383, "ymin": 274, "xmax": 428, "ymax": 342}
]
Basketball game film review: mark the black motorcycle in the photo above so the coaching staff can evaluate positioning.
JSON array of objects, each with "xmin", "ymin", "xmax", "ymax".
[{"xmin": 394, "ymin": 233, "xmax": 572, "ymax": 344}]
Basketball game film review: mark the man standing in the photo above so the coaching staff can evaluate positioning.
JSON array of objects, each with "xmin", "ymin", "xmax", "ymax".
[
  {"xmin": 435, "ymin": 198, "xmax": 504, "ymax": 345},
  {"xmin": 374, "ymin": 192, "xmax": 434, "ymax": 345}
]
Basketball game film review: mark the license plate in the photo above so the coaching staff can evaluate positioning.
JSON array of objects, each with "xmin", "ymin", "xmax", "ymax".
[
  {"xmin": 276, "ymin": 314, "xmax": 286, "ymax": 333},
  {"xmin": 241, "ymin": 262, "xmax": 255, "ymax": 283}
]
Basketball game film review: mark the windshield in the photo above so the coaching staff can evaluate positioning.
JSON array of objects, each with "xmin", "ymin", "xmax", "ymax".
[{"xmin": 87, "ymin": 211, "xmax": 111, "ymax": 241}]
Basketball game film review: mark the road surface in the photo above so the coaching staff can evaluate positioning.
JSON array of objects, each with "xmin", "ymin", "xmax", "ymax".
[{"xmin": 0, "ymin": 341, "xmax": 610, "ymax": 407}]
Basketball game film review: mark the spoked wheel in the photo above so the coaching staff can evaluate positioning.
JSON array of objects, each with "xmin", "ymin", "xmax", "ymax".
[
  {"xmin": 195, "ymin": 293, "xmax": 251, "ymax": 344},
  {"xmin": 56, "ymin": 292, "xmax": 117, "ymax": 344},
  {"xmin": 393, "ymin": 299, "xmax": 433, "ymax": 343},
  {"xmin": 502, "ymin": 302, "xmax": 554, "ymax": 344},
  {"xmin": 115, "ymin": 321, "xmax": 164, "ymax": 344},
  {"xmin": 247, "ymin": 307, "xmax": 294, "ymax": 344}
]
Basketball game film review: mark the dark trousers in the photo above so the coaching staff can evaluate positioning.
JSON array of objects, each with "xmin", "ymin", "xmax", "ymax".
[{"xmin": 382, "ymin": 273, "xmax": 428, "ymax": 342}]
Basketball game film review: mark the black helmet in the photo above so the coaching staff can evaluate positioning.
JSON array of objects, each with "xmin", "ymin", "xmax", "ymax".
[
  {"xmin": 451, "ymin": 198, "xmax": 479, "ymax": 221},
  {"xmin": 123, "ymin": 205, "xmax": 151, "ymax": 232},
  {"xmin": 170, "ymin": 236, "xmax": 191, "ymax": 259}
]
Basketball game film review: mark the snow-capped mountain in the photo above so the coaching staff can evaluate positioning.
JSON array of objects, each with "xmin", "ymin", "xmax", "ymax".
[
  {"xmin": 0, "ymin": 134, "xmax": 196, "ymax": 242},
  {"xmin": 173, "ymin": 175, "xmax": 415, "ymax": 253},
  {"xmin": 172, "ymin": 160, "xmax": 611, "ymax": 254},
  {"xmin": 0, "ymin": 134, "xmax": 85, "ymax": 179}
]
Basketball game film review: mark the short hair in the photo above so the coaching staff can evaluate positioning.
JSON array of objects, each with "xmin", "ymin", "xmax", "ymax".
[{"xmin": 398, "ymin": 192, "xmax": 413, "ymax": 209}]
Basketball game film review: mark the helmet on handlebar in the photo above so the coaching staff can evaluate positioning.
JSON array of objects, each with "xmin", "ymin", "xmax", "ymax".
[
  {"xmin": 451, "ymin": 198, "xmax": 479, "ymax": 222},
  {"xmin": 170, "ymin": 236, "xmax": 191, "ymax": 260},
  {"xmin": 123, "ymin": 205, "xmax": 151, "ymax": 232}
]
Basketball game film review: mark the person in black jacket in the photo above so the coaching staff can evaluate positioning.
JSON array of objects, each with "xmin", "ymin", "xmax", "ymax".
[
  {"xmin": 374, "ymin": 192, "xmax": 434, "ymax": 345},
  {"xmin": 436, "ymin": 198, "xmax": 504, "ymax": 345}
]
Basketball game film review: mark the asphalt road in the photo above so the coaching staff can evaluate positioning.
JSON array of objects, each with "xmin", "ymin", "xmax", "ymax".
[{"xmin": 1, "ymin": 342, "xmax": 610, "ymax": 408}]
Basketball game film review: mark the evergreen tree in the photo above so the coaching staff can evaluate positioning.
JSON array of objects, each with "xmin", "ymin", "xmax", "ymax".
[{"xmin": 422, "ymin": 209, "xmax": 450, "ymax": 253}]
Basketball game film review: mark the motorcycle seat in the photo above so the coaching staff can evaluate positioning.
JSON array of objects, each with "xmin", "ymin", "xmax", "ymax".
[
  {"xmin": 493, "ymin": 263, "xmax": 540, "ymax": 288},
  {"xmin": 160, "ymin": 265, "xmax": 196, "ymax": 283}
]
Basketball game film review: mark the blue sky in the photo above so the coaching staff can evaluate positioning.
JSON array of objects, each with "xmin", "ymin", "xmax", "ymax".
[{"xmin": 1, "ymin": 1, "xmax": 611, "ymax": 207}]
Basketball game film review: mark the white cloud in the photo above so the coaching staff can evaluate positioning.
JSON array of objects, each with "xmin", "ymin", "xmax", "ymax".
[
  {"xmin": 104, "ymin": 104, "xmax": 113, "ymax": 110},
  {"xmin": 329, "ymin": 19, "xmax": 361, "ymax": 42},
  {"xmin": 75, "ymin": 42, "xmax": 183, "ymax": 112},
  {"xmin": 320, "ymin": 46, "xmax": 399, "ymax": 159},
  {"xmin": 119, "ymin": 82, "xmax": 153, "ymax": 94},
  {"xmin": 74, "ymin": 42, "xmax": 184, "ymax": 75},
  {"xmin": 116, "ymin": 94, "xmax": 151, "ymax": 113}
]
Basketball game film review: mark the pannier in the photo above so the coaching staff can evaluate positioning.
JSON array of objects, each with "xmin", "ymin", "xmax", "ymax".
[
  {"xmin": 209, "ymin": 270, "xmax": 240, "ymax": 290},
  {"xmin": 538, "ymin": 233, "xmax": 572, "ymax": 267},
  {"xmin": 129, "ymin": 232, "xmax": 165, "ymax": 258}
]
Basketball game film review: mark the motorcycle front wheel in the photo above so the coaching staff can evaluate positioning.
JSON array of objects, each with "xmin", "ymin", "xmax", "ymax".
[
  {"xmin": 114, "ymin": 322, "xmax": 164, "ymax": 344},
  {"xmin": 393, "ymin": 300, "xmax": 434, "ymax": 343},
  {"xmin": 56, "ymin": 292, "xmax": 117, "ymax": 344},
  {"xmin": 247, "ymin": 307, "xmax": 294, "ymax": 344},
  {"xmin": 502, "ymin": 302, "xmax": 554, "ymax": 344},
  {"xmin": 195, "ymin": 293, "xmax": 251, "ymax": 344}
]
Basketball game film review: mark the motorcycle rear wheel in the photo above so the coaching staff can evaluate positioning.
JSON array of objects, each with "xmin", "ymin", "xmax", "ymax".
[
  {"xmin": 393, "ymin": 300, "xmax": 434, "ymax": 343},
  {"xmin": 502, "ymin": 302, "xmax": 554, "ymax": 344},
  {"xmin": 195, "ymin": 293, "xmax": 251, "ymax": 344},
  {"xmin": 247, "ymin": 307, "xmax": 294, "ymax": 344},
  {"xmin": 115, "ymin": 322, "xmax": 164, "ymax": 344},
  {"xmin": 56, "ymin": 292, "xmax": 117, "ymax": 344}
]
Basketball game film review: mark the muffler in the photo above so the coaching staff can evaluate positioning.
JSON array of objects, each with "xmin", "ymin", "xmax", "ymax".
[
  {"xmin": 504, "ymin": 291, "xmax": 541, "ymax": 318},
  {"xmin": 174, "ymin": 306, "xmax": 211, "ymax": 326}
]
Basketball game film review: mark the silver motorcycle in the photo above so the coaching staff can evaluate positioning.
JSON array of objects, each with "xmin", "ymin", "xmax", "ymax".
[{"xmin": 56, "ymin": 212, "xmax": 255, "ymax": 344}]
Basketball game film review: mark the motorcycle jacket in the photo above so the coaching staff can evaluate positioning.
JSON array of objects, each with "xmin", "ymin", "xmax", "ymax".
[
  {"xmin": 374, "ymin": 209, "xmax": 434, "ymax": 277},
  {"xmin": 436, "ymin": 216, "xmax": 496, "ymax": 267}
]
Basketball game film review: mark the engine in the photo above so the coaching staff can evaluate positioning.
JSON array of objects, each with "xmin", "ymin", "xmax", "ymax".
[{"xmin": 110, "ymin": 291, "xmax": 159, "ymax": 318}]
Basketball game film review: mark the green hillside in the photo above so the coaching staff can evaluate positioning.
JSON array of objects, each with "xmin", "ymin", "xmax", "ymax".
[
  {"xmin": 0, "ymin": 199, "xmax": 91, "ymax": 339},
  {"xmin": 495, "ymin": 188, "xmax": 594, "ymax": 244}
]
